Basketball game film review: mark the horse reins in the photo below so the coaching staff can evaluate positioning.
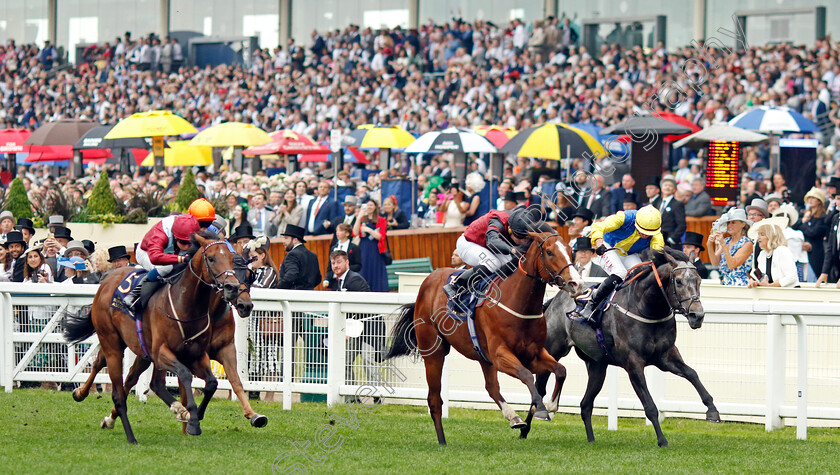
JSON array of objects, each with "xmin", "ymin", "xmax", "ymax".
[
  {"xmin": 188, "ymin": 240, "xmax": 239, "ymax": 297},
  {"xmin": 615, "ymin": 260, "xmax": 701, "ymax": 322},
  {"xmin": 517, "ymin": 232, "xmax": 575, "ymax": 289},
  {"xmin": 165, "ymin": 284, "xmax": 210, "ymax": 344}
]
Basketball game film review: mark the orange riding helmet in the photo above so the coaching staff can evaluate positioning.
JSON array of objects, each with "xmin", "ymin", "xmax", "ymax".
[{"xmin": 188, "ymin": 198, "xmax": 216, "ymax": 222}]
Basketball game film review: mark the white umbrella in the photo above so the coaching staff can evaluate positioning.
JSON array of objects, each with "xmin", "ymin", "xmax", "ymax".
[
  {"xmin": 404, "ymin": 127, "xmax": 498, "ymax": 154},
  {"xmin": 673, "ymin": 124, "xmax": 769, "ymax": 149},
  {"xmin": 729, "ymin": 106, "xmax": 819, "ymax": 133}
]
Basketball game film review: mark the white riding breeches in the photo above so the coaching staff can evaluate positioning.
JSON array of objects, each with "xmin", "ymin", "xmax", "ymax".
[
  {"xmin": 599, "ymin": 250, "xmax": 642, "ymax": 280},
  {"xmin": 456, "ymin": 234, "xmax": 512, "ymax": 272},
  {"xmin": 134, "ymin": 247, "xmax": 175, "ymax": 276}
]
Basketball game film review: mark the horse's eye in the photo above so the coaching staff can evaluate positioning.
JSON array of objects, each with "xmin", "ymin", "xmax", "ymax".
[
  {"xmin": 208, "ymin": 257, "xmax": 215, "ymax": 264},
  {"xmin": 676, "ymin": 278, "xmax": 683, "ymax": 285},
  {"xmin": 546, "ymin": 250, "xmax": 553, "ymax": 257}
]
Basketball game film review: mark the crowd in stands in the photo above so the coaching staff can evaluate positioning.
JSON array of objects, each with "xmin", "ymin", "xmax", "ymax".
[{"xmin": 4, "ymin": 14, "xmax": 840, "ymax": 288}]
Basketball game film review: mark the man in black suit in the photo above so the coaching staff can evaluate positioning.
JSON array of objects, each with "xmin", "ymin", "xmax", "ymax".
[
  {"xmin": 573, "ymin": 237, "xmax": 608, "ymax": 278},
  {"xmin": 277, "ymin": 225, "xmax": 321, "ymax": 290},
  {"xmin": 817, "ymin": 192, "xmax": 840, "ymax": 287},
  {"xmin": 304, "ymin": 180, "xmax": 339, "ymax": 235},
  {"xmin": 658, "ymin": 175, "xmax": 686, "ymax": 248},
  {"xmin": 610, "ymin": 173, "xmax": 637, "ymax": 213},
  {"xmin": 582, "ymin": 174, "xmax": 612, "ymax": 219},
  {"xmin": 325, "ymin": 250, "xmax": 370, "ymax": 292},
  {"xmin": 5, "ymin": 231, "xmax": 27, "ymax": 282},
  {"xmin": 680, "ymin": 231, "xmax": 710, "ymax": 279},
  {"xmin": 645, "ymin": 176, "xmax": 662, "ymax": 207}
]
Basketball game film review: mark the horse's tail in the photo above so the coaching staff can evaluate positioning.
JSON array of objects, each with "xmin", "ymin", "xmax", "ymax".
[
  {"xmin": 386, "ymin": 303, "xmax": 417, "ymax": 360},
  {"xmin": 62, "ymin": 304, "xmax": 95, "ymax": 344}
]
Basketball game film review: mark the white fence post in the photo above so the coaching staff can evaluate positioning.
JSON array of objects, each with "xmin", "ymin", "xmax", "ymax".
[
  {"xmin": 765, "ymin": 314, "xmax": 785, "ymax": 431},
  {"xmin": 233, "ymin": 308, "xmax": 248, "ymax": 402},
  {"xmin": 644, "ymin": 366, "xmax": 666, "ymax": 425},
  {"xmin": 1, "ymin": 292, "xmax": 9, "ymax": 393},
  {"xmin": 326, "ymin": 302, "xmax": 345, "ymax": 407},
  {"xmin": 607, "ymin": 365, "xmax": 618, "ymax": 431},
  {"xmin": 441, "ymin": 357, "xmax": 450, "ymax": 419},
  {"xmin": 281, "ymin": 300, "xmax": 293, "ymax": 410},
  {"xmin": 792, "ymin": 315, "xmax": 808, "ymax": 440}
]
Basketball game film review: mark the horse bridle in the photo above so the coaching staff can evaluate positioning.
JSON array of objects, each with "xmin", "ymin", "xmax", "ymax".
[
  {"xmin": 649, "ymin": 261, "xmax": 701, "ymax": 316},
  {"xmin": 518, "ymin": 233, "xmax": 575, "ymax": 289},
  {"xmin": 188, "ymin": 240, "xmax": 240, "ymax": 301}
]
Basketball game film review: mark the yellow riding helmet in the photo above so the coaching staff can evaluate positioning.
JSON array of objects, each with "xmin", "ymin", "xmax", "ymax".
[
  {"xmin": 634, "ymin": 205, "xmax": 662, "ymax": 236},
  {"xmin": 188, "ymin": 198, "xmax": 216, "ymax": 222}
]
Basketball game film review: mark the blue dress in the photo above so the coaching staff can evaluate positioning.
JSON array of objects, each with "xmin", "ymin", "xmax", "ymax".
[
  {"xmin": 358, "ymin": 218, "xmax": 389, "ymax": 292},
  {"xmin": 720, "ymin": 236, "xmax": 752, "ymax": 286}
]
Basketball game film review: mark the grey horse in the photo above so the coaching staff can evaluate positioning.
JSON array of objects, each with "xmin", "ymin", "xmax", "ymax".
[{"xmin": 538, "ymin": 247, "xmax": 720, "ymax": 447}]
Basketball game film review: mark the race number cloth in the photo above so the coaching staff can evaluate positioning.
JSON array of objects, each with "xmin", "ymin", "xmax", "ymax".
[{"xmin": 111, "ymin": 268, "xmax": 148, "ymax": 321}]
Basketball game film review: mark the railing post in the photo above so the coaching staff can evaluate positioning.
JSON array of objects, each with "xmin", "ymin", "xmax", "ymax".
[
  {"xmin": 0, "ymin": 292, "xmax": 9, "ymax": 393},
  {"xmin": 792, "ymin": 315, "xmax": 808, "ymax": 440},
  {"xmin": 765, "ymin": 314, "xmax": 785, "ymax": 431},
  {"xmin": 644, "ymin": 366, "xmax": 666, "ymax": 425},
  {"xmin": 281, "ymin": 301, "xmax": 293, "ymax": 410},
  {"xmin": 233, "ymin": 307, "xmax": 248, "ymax": 402},
  {"xmin": 607, "ymin": 365, "xmax": 618, "ymax": 431},
  {"xmin": 326, "ymin": 302, "xmax": 345, "ymax": 407},
  {"xmin": 441, "ymin": 356, "xmax": 450, "ymax": 419}
]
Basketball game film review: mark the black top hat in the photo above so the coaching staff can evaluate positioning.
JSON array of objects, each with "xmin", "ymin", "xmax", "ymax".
[
  {"xmin": 15, "ymin": 217, "xmax": 35, "ymax": 233},
  {"xmin": 645, "ymin": 176, "xmax": 661, "ymax": 188},
  {"xmin": 827, "ymin": 176, "xmax": 840, "ymax": 193},
  {"xmin": 3, "ymin": 230, "xmax": 26, "ymax": 247},
  {"xmin": 513, "ymin": 191, "xmax": 527, "ymax": 202},
  {"xmin": 503, "ymin": 191, "xmax": 517, "ymax": 202},
  {"xmin": 107, "ymin": 245, "xmax": 130, "ymax": 262},
  {"xmin": 573, "ymin": 236, "xmax": 594, "ymax": 252},
  {"xmin": 230, "ymin": 224, "xmax": 255, "ymax": 241},
  {"xmin": 281, "ymin": 224, "xmax": 306, "ymax": 243},
  {"xmin": 53, "ymin": 226, "xmax": 72, "ymax": 240},
  {"xmin": 680, "ymin": 231, "xmax": 705, "ymax": 252},
  {"xmin": 623, "ymin": 192, "xmax": 638, "ymax": 204},
  {"xmin": 570, "ymin": 208, "xmax": 594, "ymax": 224},
  {"xmin": 82, "ymin": 240, "xmax": 96, "ymax": 255}
]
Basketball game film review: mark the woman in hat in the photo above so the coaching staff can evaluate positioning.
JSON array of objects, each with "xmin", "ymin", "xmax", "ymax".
[
  {"xmin": 0, "ymin": 241, "xmax": 13, "ymax": 282},
  {"xmin": 793, "ymin": 187, "xmax": 829, "ymax": 281},
  {"xmin": 271, "ymin": 189, "xmax": 303, "ymax": 237},
  {"xmin": 245, "ymin": 236, "xmax": 279, "ymax": 289},
  {"xmin": 354, "ymin": 199, "xmax": 389, "ymax": 292},
  {"xmin": 707, "ymin": 209, "xmax": 753, "ymax": 286},
  {"xmin": 749, "ymin": 223, "xmax": 799, "ymax": 288}
]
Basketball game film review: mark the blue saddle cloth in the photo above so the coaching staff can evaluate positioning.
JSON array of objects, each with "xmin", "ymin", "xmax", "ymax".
[
  {"xmin": 111, "ymin": 269, "xmax": 148, "ymax": 321},
  {"xmin": 445, "ymin": 269, "xmax": 498, "ymax": 322}
]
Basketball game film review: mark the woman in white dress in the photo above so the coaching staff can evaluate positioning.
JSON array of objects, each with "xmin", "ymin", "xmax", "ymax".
[{"xmin": 441, "ymin": 184, "xmax": 468, "ymax": 227}]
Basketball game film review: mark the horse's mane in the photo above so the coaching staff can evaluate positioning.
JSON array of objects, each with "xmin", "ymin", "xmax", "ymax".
[
  {"xmin": 186, "ymin": 229, "xmax": 221, "ymax": 258},
  {"xmin": 624, "ymin": 247, "xmax": 690, "ymax": 282}
]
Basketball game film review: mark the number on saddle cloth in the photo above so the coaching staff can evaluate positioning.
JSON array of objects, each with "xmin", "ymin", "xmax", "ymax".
[
  {"xmin": 112, "ymin": 269, "xmax": 149, "ymax": 320},
  {"xmin": 445, "ymin": 269, "xmax": 499, "ymax": 321}
]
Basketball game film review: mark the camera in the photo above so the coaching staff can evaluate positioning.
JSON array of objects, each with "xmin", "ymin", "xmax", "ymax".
[{"xmin": 712, "ymin": 217, "xmax": 727, "ymax": 234}]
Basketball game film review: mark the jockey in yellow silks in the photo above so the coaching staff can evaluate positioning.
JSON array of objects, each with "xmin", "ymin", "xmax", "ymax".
[{"xmin": 577, "ymin": 205, "xmax": 664, "ymax": 322}]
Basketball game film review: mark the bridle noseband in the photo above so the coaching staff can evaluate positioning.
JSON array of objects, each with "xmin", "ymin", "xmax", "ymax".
[
  {"xmin": 188, "ymin": 240, "xmax": 240, "ymax": 301},
  {"xmin": 518, "ymin": 233, "xmax": 575, "ymax": 289},
  {"xmin": 646, "ymin": 261, "xmax": 701, "ymax": 317}
]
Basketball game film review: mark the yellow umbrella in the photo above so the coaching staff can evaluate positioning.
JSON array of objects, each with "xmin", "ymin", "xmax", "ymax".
[
  {"xmin": 188, "ymin": 122, "xmax": 272, "ymax": 147},
  {"xmin": 105, "ymin": 110, "xmax": 197, "ymax": 138},
  {"xmin": 500, "ymin": 123, "xmax": 607, "ymax": 161},
  {"xmin": 343, "ymin": 124, "xmax": 415, "ymax": 149},
  {"xmin": 140, "ymin": 141, "xmax": 212, "ymax": 167}
]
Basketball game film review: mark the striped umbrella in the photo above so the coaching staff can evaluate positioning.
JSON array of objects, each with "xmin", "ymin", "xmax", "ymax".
[
  {"xmin": 404, "ymin": 127, "xmax": 497, "ymax": 154},
  {"xmin": 653, "ymin": 111, "xmax": 701, "ymax": 141},
  {"xmin": 729, "ymin": 106, "xmax": 819, "ymax": 133},
  {"xmin": 473, "ymin": 125, "xmax": 517, "ymax": 148},
  {"xmin": 342, "ymin": 124, "xmax": 416, "ymax": 150},
  {"xmin": 501, "ymin": 123, "xmax": 608, "ymax": 160}
]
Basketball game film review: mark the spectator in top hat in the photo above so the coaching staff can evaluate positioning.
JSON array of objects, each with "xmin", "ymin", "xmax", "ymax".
[
  {"xmin": 0, "ymin": 239, "xmax": 12, "ymax": 281},
  {"xmin": 817, "ymin": 191, "xmax": 840, "ymax": 287},
  {"xmin": 623, "ymin": 192, "xmax": 639, "ymax": 210},
  {"xmin": 229, "ymin": 224, "xmax": 255, "ymax": 254},
  {"xmin": 47, "ymin": 215, "xmax": 64, "ymax": 234},
  {"xmin": 645, "ymin": 176, "xmax": 661, "ymax": 206},
  {"xmin": 277, "ymin": 224, "xmax": 321, "ymax": 290},
  {"xmin": 107, "ymin": 245, "xmax": 132, "ymax": 269},
  {"xmin": 14, "ymin": 218, "xmax": 35, "ymax": 245},
  {"xmin": 209, "ymin": 216, "xmax": 228, "ymax": 239},
  {"xmin": 0, "ymin": 211, "xmax": 14, "ymax": 241},
  {"xmin": 764, "ymin": 193, "xmax": 783, "ymax": 214},
  {"xmin": 826, "ymin": 176, "xmax": 840, "ymax": 219},
  {"xmin": 746, "ymin": 198, "xmax": 771, "ymax": 265},
  {"xmin": 680, "ymin": 231, "xmax": 710, "ymax": 279},
  {"xmin": 5, "ymin": 231, "xmax": 27, "ymax": 282},
  {"xmin": 572, "ymin": 236, "xmax": 607, "ymax": 278},
  {"xmin": 501, "ymin": 191, "xmax": 518, "ymax": 211},
  {"xmin": 568, "ymin": 208, "xmax": 594, "ymax": 239}
]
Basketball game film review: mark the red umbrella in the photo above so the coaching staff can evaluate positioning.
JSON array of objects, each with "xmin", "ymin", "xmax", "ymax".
[
  {"xmin": 301, "ymin": 146, "xmax": 371, "ymax": 164},
  {"xmin": 473, "ymin": 125, "xmax": 517, "ymax": 149},
  {"xmin": 242, "ymin": 130, "xmax": 331, "ymax": 156},
  {"xmin": 25, "ymin": 145, "xmax": 112, "ymax": 163},
  {"xmin": 653, "ymin": 112, "xmax": 701, "ymax": 142},
  {"xmin": 0, "ymin": 129, "xmax": 32, "ymax": 153}
]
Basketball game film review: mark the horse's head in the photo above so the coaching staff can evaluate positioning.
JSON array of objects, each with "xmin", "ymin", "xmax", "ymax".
[
  {"xmin": 526, "ymin": 231, "xmax": 584, "ymax": 297},
  {"xmin": 660, "ymin": 249, "xmax": 704, "ymax": 329},
  {"xmin": 190, "ymin": 231, "xmax": 247, "ymax": 306}
]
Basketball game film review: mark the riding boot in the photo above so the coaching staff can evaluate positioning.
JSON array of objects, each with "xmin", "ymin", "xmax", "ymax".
[
  {"xmin": 443, "ymin": 266, "xmax": 477, "ymax": 299},
  {"xmin": 578, "ymin": 274, "xmax": 623, "ymax": 325},
  {"xmin": 125, "ymin": 269, "xmax": 161, "ymax": 310}
]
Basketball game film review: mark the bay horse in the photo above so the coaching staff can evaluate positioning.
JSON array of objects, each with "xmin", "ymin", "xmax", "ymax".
[
  {"xmin": 386, "ymin": 227, "xmax": 584, "ymax": 445},
  {"xmin": 63, "ymin": 231, "xmax": 249, "ymax": 444},
  {"xmin": 71, "ymin": 279, "xmax": 266, "ymax": 429},
  {"xmin": 538, "ymin": 247, "xmax": 719, "ymax": 447}
]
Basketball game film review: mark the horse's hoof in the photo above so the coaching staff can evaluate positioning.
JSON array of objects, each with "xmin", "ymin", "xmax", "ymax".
[
  {"xmin": 658, "ymin": 439, "xmax": 669, "ymax": 448},
  {"xmin": 186, "ymin": 423, "xmax": 202, "ymax": 436},
  {"xmin": 72, "ymin": 388, "xmax": 86, "ymax": 402},
  {"xmin": 534, "ymin": 410, "xmax": 551, "ymax": 421},
  {"xmin": 127, "ymin": 438, "xmax": 138, "ymax": 445},
  {"xmin": 707, "ymin": 411, "xmax": 721, "ymax": 423},
  {"xmin": 250, "ymin": 414, "xmax": 268, "ymax": 428},
  {"xmin": 510, "ymin": 416, "xmax": 526, "ymax": 429},
  {"xmin": 101, "ymin": 416, "xmax": 115, "ymax": 430}
]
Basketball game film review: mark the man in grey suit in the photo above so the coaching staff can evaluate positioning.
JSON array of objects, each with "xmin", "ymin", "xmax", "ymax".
[
  {"xmin": 247, "ymin": 192, "xmax": 275, "ymax": 236},
  {"xmin": 573, "ymin": 237, "xmax": 608, "ymax": 278},
  {"xmin": 685, "ymin": 178, "xmax": 712, "ymax": 217}
]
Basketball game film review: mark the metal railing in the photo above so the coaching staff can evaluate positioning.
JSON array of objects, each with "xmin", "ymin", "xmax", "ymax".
[{"xmin": 1, "ymin": 282, "xmax": 838, "ymax": 440}]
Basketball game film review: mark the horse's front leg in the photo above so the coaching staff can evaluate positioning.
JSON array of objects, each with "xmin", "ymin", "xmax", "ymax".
[
  {"xmin": 491, "ymin": 345, "xmax": 548, "ymax": 439},
  {"xmin": 624, "ymin": 358, "xmax": 668, "ymax": 447},
  {"xmin": 192, "ymin": 353, "xmax": 218, "ymax": 422},
  {"xmin": 656, "ymin": 346, "xmax": 720, "ymax": 422},
  {"xmin": 212, "ymin": 342, "xmax": 267, "ymax": 427},
  {"xmin": 530, "ymin": 348, "xmax": 566, "ymax": 417}
]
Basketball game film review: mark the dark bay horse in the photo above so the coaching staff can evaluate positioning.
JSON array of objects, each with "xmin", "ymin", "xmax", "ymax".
[
  {"xmin": 71, "ymin": 279, "xmax": 264, "ymax": 429},
  {"xmin": 387, "ymin": 229, "xmax": 584, "ymax": 445},
  {"xmin": 63, "ymin": 231, "xmax": 248, "ymax": 444},
  {"xmin": 539, "ymin": 247, "xmax": 719, "ymax": 447}
]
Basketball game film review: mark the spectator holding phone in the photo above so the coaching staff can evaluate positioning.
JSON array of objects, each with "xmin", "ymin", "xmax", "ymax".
[{"xmin": 23, "ymin": 244, "xmax": 53, "ymax": 284}]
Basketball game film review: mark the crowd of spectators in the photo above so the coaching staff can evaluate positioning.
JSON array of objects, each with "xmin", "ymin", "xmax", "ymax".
[{"xmin": 5, "ymin": 14, "xmax": 840, "ymax": 288}]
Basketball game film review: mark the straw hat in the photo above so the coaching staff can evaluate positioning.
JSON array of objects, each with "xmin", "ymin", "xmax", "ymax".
[
  {"xmin": 804, "ymin": 187, "xmax": 827, "ymax": 206},
  {"xmin": 772, "ymin": 204, "xmax": 799, "ymax": 228}
]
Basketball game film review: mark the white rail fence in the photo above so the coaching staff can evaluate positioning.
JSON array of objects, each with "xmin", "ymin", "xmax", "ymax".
[{"xmin": 1, "ymin": 283, "xmax": 839, "ymax": 441}]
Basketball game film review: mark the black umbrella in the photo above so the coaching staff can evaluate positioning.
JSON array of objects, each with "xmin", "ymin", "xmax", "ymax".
[
  {"xmin": 602, "ymin": 116, "xmax": 693, "ymax": 136},
  {"xmin": 74, "ymin": 124, "xmax": 155, "ymax": 150}
]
